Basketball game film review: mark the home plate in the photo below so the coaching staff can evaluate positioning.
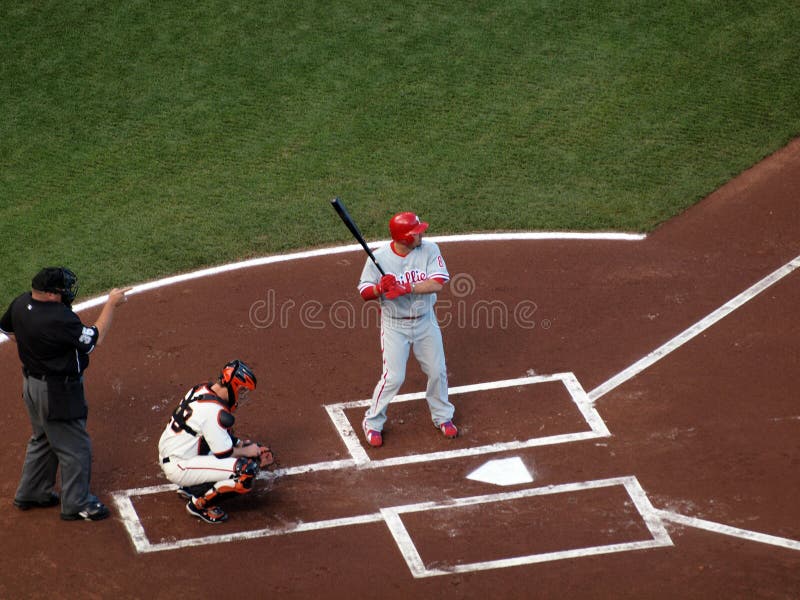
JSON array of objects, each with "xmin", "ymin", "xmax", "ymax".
[{"xmin": 466, "ymin": 457, "xmax": 534, "ymax": 486}]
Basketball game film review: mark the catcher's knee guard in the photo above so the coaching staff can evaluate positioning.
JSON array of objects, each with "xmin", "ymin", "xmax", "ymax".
[{"xmin": 232, "ymin": 457, "xmax": 260, "ymax": 493}]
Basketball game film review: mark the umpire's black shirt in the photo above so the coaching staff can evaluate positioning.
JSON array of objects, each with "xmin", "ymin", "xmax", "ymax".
[{"xmin": 0, "ymin": 292, "xmax": 98, "ymax": 376}]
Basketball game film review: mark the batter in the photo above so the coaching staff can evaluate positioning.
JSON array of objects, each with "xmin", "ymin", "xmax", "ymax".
[{"xmin": 357, "ymin": 212, "xmax": 457, "ymax": 447}]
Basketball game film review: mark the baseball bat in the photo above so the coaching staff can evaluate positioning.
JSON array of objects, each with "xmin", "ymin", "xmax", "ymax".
[{"xmin": 330, "ymin": 197, "xmax": 386, "ymax": 276}]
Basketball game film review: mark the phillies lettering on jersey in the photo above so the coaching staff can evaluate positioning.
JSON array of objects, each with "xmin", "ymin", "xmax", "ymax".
[
  {"xmin": 358, "ymin": 239, "xmax": 450, "ymax": 319},
  {"xmin": 398, "ymin": 269, "xmax": 429, "ymax": 284}
]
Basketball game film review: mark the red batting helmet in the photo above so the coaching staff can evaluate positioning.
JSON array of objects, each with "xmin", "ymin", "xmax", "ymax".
[
  {"xmin": 219, "ymin": 360, "xmax": 257, "ymax": 410},
  {"xmin": 389, "ymin": 212, "xmax": 429, "ymax": 245}
]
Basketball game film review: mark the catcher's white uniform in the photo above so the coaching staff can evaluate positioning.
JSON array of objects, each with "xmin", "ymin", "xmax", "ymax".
[
  {"xmin": 158, "ymin": 384, "xmax": 240, "ymax": 488},
  {"xmin": 358, "ymin": 239, "xmax": 454, "ymax": 432}
]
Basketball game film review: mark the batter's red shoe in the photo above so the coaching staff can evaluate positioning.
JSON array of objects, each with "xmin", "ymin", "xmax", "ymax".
[
  {"xmin": 438, "ymin": 420, "xmax": 458, "ymax": 439},
  {"xmin": 186, "ymin": 500, "xmax": 228, "ymax": 524},
  {"xmin": 362, "ymin": 419, "xmax": 383, "ymax": 448}
]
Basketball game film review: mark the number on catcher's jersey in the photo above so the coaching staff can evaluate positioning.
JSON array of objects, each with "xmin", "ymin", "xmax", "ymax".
[{"xmin": 170, "ymin": 403, "xmax": 194, "ymax": 433}]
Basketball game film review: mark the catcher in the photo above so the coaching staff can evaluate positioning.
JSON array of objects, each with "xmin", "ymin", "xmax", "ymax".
[{"xmin": 157, "ymin": 360, "xmax": 275, "ymax": 524}]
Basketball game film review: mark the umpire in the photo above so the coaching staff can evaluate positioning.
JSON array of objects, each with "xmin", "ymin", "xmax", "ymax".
[{"xmin": 0, "ymin": 267, "xmax": 129, "ymax": 521}]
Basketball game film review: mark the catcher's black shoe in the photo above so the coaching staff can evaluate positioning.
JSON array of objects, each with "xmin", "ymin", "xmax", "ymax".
[
  {"xmin": 14, "ymin": 492, "xmax": 60, "ymax": 510},
  {"xmin": 186, "ymin": 500, "xmax": 228, "ymax": 524}
]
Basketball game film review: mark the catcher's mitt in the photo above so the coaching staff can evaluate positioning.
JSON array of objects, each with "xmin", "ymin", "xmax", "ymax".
[{"xmin": 257, "ymin": 444, "xmax": 276, "ymax": 470}]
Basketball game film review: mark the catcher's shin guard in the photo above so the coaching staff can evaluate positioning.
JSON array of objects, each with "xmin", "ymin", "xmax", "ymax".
[{"xmin": 194, "ymin": 458, "xmax": 260, "ymax": 508}]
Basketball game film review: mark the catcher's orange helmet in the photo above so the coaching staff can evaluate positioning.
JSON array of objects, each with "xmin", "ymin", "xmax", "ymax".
[
  {"xmin": 219, "ymin": 360, "xmax": 257, "ymax": 410},
  {"xmin": 389, "ymin": 212, "xmax": 428, "ymax": 245}
]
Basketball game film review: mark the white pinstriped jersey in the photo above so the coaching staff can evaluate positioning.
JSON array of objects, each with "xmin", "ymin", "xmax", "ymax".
[{"xmin": 358, "ymin": 240, "xmax": 450, "ymax": 319}]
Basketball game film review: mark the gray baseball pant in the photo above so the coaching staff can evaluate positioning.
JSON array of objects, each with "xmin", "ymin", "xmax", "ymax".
[{"xmin": 15, "ymin": 376, "xmax": 96, "ymax": 514}]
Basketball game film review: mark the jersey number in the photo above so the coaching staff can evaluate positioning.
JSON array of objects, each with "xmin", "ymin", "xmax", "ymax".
[
  {"xmin": 171, "ymin": 404, "xmax": 194, "ymax": 433},
  {"xmin": 79, "ymin": 327, "xmax": 95, "ymax": 345}
]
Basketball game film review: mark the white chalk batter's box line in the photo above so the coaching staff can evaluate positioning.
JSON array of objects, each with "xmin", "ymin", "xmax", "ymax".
[
  {"xmin": 113, "ymin": 475, "xmax": 673, "ymax": 576},
  {"xmin": 383, "ymin": 476, "xmax": 672, "ymax": 577},
  {"xmin": 113, "ymin": 366, "xmax": 800, "ymax": 562},
  {"xmin": 326, "ymin": 372, "xmax": 610, "ymax": 469},
  {"xmin": 113, "ymin": 372, "xmax": 612, "ymax": 556},
  {"xmin": 92, "ymin": 249, "xmax": 800, "ymax": 566}
]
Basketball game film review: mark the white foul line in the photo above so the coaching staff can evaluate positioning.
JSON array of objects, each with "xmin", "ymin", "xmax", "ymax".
[
  {"xmin": 580, "ymin": 253, "xmax": 800, "ymax": 555},
  {"xmin": 589, "ymin": 254, "xmax": 800, "ymax": 402},
  {"xmin": 656, "ymin": 510, "xmax": 800, "ymax": 551}
]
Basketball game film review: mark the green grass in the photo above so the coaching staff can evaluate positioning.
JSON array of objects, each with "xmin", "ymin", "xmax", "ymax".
[{"xmin": 2, "ymin": 1, "xmax": 799, "ymax": 304}]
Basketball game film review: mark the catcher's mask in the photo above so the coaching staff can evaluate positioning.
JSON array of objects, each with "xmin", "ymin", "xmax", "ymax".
[
  {"xmin": 389, "ymin": 212, "xmax": 429, "ymax": 245},
  {"xmin": 32, "ymin": 267, "xmax": 79, "ymax": 306},
  {"xmin": 219, "ymin": 360, "xmax": 257, "ymax": 410}
]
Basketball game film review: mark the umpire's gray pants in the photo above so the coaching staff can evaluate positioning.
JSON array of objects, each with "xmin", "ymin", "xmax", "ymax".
[{"xmin": 15, "ymin": 376, "xmax": 96, "ymax": 514}]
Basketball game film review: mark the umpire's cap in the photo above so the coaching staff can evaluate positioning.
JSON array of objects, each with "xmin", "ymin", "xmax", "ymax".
[{"xmin": 32, "ymin": 267, "xmax": 79, "ymax": 305}]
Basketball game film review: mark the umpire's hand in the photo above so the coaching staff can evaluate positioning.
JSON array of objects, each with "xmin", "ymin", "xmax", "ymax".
[
  {"xmin": 96, "ymin": 287, "xmax": 132, "ymax": 344},
  {"xmin": 108, "ymin": 287, "xmax": 131, "ymax": 306}
]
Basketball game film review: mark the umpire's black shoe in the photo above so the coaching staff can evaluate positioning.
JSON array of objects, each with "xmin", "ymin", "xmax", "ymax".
[
  {"xmin": 61, "ymin": 501, "xmax": 110, "ymax": 522},
  {"xmin": 14, "ymin": 492, "xmax": 60, "ymax": 510}
]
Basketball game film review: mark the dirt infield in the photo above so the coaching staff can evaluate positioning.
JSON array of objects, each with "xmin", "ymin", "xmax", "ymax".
[{"xmin": 2, "ymin": 139, "xmax": 799, "ymax": 599}]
